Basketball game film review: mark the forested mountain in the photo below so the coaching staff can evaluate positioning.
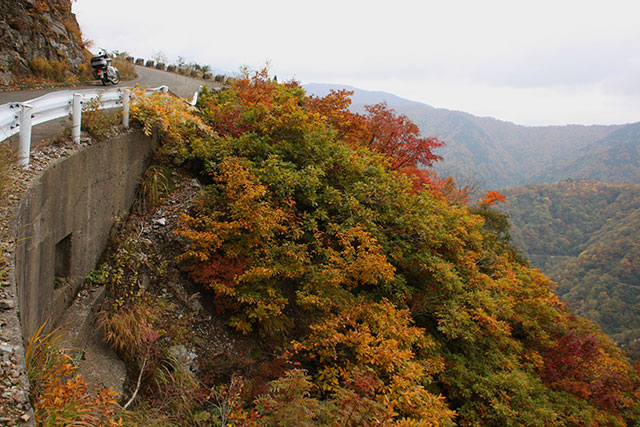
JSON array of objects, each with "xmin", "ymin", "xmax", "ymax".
[
  {"xmin": 501, "ymin": 180, "xmax": 640, "ymax": 358},
  {"xmin": 530, "ymin": 122, "xmax": 640, "ymax": 185},
  {"xmin": 304, "ymin": 84, "xmax": 638, "ymax": 190}
]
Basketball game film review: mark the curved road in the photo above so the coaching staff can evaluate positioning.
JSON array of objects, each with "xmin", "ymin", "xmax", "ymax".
[
  {"xmin": 0, "ymin": 65, "xmax": 216, "ymax": 104},
  {"xmin": 0, "ymin": 66, "xmax": 220, "ymax": 147}
]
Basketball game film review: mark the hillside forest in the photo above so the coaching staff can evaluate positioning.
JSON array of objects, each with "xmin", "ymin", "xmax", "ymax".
[
  {"xmin": 32, "ymin": 70, "xmax": 640, "ymax": 426},
  {"xmin": 502, "ymin": 180, "xmax": 640, "ymax": 360}
]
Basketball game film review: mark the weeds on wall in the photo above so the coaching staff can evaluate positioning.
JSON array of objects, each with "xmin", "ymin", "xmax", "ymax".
[
  {"xmin": 0, "ymin": 146, "xmax": 16, "ymax": 290},
  {"xmin": 29, "ymin": 57, "xmax": 73, "ymax": 82},
  {"xmin": 136, "ymin": 165, "xmax": 175, "ymax": 214}
]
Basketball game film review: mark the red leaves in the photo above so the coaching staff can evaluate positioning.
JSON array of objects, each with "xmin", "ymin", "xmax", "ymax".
[
  {"xmin": 361, "ymin": 102, "xmax": 444, "ymax": 170},
  {"xmin": 307, "ymin": 93, "xmax": 446, "ymax": 192},
  {"xmin": 542, "ymin": 329, "xmax": 632, "ymax": 412},
  {"xmin": 189, "ymin": 253, "xmax": 246, "ymax": 291}
]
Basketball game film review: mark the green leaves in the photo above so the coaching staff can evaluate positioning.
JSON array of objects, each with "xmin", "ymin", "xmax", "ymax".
[{"xmin": 126, "ymin": 70, "xmax": 640, "ymax": 426}]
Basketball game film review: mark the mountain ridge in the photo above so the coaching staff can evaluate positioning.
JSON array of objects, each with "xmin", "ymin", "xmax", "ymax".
[{"xmin": 303, "ymin": 83, "xmax": 637, "ymax": 190}]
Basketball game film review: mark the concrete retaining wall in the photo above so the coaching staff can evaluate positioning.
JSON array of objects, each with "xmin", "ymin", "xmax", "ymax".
[{"xmin": 14, "ymin": 131, "xmax": 157, "ymax": 334}]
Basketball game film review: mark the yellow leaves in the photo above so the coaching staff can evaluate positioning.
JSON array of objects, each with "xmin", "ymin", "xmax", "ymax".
[
  {"xmin": 290, "ymin": 300, "xmax": 454, "ymax": 425},
  {"xmin": 326, "ymin": 226, "xmax": 396, "ymax": 289},
  {"xmin": 214, "ymin": 158, "xmax": 289, "ymax": 246},
  {"xmin": 129, "ymin": 87, "xmax": 211, "ymax": 159},
  {"xmin": 210, "ymin": 280, "xmax": 238, "ymax": 297}
]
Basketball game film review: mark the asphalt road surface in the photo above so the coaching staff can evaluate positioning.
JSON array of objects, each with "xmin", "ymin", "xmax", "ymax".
[{"xmin": 0, "ymin": 66, "xmax": 220, "ymax": 149}]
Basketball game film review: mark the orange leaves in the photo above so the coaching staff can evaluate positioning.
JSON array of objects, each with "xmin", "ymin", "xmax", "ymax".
[
  {"xmin": 26, "ymin": 323, "xmax": 121, "ymax": 426},
  {"xmin": 176, "ymin": 158, "xmax": 298, "ymax": 334},
  {"xmin": 292, "ymin": 300, "xmax": 435, "ymax": 388},
  {"xmin": 479, "ymin": 191, "xmax": 506, "ymax": 207},
  {"xmin": 178, "ymin": 158, "xmax": 290, "ymax": 262},
  {"xmin": 305, "ymin": 89, "xmax": 370, "ymax": 143}
]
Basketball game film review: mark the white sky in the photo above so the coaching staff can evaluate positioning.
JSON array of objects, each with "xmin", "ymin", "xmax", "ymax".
[{"xmin": 73, "ymin": 0, "xmax": 640, "ymax": 126}]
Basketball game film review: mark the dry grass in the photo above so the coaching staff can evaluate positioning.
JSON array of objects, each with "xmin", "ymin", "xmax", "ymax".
[
  {"xmin": 29, "ymin": 57, "xmax": 73, "ymax": 82},
  {"xmin": 136, "ymin": 165, "xmax": 174, "ymax": 214},
  {"xmin": 112, "ymin": 56, "xmax": 137, "ymax": 81}
]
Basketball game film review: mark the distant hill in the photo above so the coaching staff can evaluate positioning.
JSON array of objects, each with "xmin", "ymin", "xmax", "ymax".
[
  {"xmin": 303, "ymin": 83, "xmax": 637, "ymax": 190},
  {"xmin": 501, "ymin": 180, "xmax": 640, "ymax": 358},
  {"xmin": 530, "ymin": 122, "xmax": 640, "ymax": 185}
]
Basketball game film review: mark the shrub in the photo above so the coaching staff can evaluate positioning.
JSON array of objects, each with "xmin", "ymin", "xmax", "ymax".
[
  {"xmin": 25, "ymin": 321, "xmax": 121, "ymax": 426},
  {"xmin": 101, "ymin": 301, "xmax": 162, "ymax": 363},
  {"xmin": 76, "ymin": 62, "xmax": 94, "ymax": 81},
  {"xmin": 135, "ymin": 58, "xmax": 144, "ymax": 65},
  {"xmin": 81, "ymin": 96, "xmax": 120, "ymax": 140}
]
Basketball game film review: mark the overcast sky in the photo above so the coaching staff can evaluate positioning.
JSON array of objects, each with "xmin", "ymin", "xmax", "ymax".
[{"xmin": 73, "ymin": 0, "xmax": 640, "ymax": 126}]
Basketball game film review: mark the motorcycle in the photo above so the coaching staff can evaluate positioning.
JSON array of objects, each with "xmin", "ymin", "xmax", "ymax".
[{"xmin": 90, "ymin": 49, "xmax": 120, "ymax": 85}]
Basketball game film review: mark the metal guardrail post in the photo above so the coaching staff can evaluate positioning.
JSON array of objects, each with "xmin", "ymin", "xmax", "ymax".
[
  {"xmin": 72, "ymin": 93, "xmax": 82, "ymax": 144},
  {"xmin": 122, "ymin": 89, "xmax": 131, "ymax": 129},
  {"xmin": 18, "ymin": 104, "xmax": 34, "ymax": 169},
  {"xmin": 190, "ymin": 85, "xmax": 203, "ymax": 106}
]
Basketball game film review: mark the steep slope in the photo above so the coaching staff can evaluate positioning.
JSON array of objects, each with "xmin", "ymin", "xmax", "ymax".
[
  {"xmin": 502, "ymin": 180, "xmax": 640, "ymax": 358},
  {"xmin": 0, "ymin": 0, "xmax": 88, "ymax": 84},
  {"xmin": 304, "ymin": 83, "xmax": 631, "ymax": 189},
  {"xmin": 84, "ymin": 78, "xmax": 640, "ymax": 426}
]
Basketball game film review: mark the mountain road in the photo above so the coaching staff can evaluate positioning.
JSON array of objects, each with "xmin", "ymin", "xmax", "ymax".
[{"xmin": 0, "ymin": 65, "xmax": 220, "ymax": 148}]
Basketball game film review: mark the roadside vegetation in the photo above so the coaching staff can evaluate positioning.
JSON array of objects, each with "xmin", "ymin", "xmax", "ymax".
[
  {"xmin": 26, "ymin": 70, "xmax": 640, "ymax": 425},
  {"xmin": 25, "ymin": 322, "xmax": 121, "ymax": 426}
]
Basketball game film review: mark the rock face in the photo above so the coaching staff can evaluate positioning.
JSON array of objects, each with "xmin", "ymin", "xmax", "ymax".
[{"xmin": 0, "ymin": 0, "xmax": 87, "ymax": 84}]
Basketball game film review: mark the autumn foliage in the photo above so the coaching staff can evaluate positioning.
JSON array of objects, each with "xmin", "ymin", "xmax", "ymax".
[
  {"xmin": 26, "ymin": 322, "xmax": 121, "ymax": 426},
  {"xmin": 120, "ymin": 69, "xmax": 640, "ymax": 425}
]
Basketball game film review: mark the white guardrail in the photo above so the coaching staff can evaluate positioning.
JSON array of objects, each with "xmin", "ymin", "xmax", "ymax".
[{"xmin": 0, "ymin": 85, "xmax": 170, "ymax": 169}]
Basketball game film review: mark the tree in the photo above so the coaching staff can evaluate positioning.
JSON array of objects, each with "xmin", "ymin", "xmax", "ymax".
[{"xmin": 360, "ymin": 102, "xmax": 444, "ymax": 170}]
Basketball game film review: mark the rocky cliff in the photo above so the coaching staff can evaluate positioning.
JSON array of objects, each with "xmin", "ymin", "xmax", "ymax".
[{"xmin": 0, "ymin": 0, "xmax": 88, "ymax": 85}]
